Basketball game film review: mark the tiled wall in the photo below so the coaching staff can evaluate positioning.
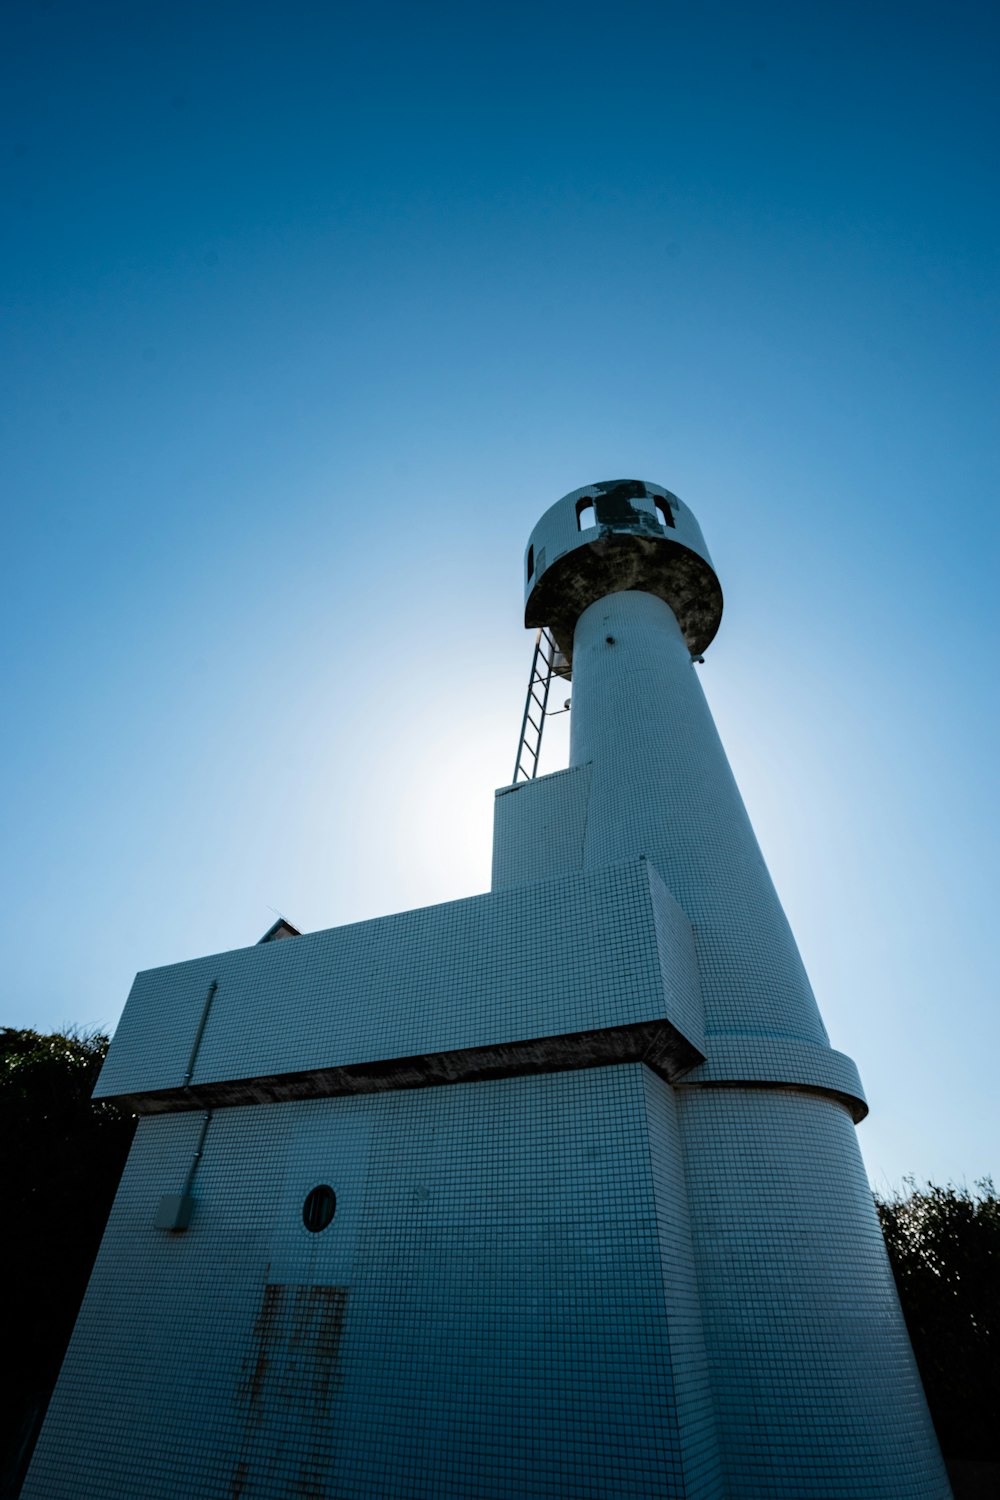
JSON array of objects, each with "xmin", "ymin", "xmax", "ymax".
[
  {"xmin": 94, "ymin": 858, "xmax": 702, "ymax": 1102},
  {"xmin": 570, "ymin": 588, "xmax": 831, "ymax": 1049},
  {"xmin": 561, "ymin": 581, "xmax": 946, "ymax": 1495},
  {"xmin": 677, "ymin": 1087, "xmax": 950, "ymax": 1498},
  {"xmin": 491, "ymin": 763, "xmax": 591, "ymax": 890},
  {"xmin": 24, "ymin": 1067, "xmax": 720, "ymax": 1500}
]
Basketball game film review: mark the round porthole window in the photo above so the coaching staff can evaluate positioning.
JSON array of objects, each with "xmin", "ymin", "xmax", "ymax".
[{"xmin": 302, "ymin": 1184, "xmax": 336, "ymax": 1233}]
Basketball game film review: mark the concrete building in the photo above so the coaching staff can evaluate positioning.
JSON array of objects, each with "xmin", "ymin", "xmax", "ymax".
[{"xmin": 24, "ymin": 480, "xmax": 950, "ymax": 1498}]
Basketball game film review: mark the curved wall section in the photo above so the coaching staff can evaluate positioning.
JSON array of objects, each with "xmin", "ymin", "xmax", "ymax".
[
  {"xmin": 569, "ymin": 588, "xmax": 829, "ymax": 1048},
  {"xmin": 524, "ymin": 480, "xmax": 722, "ymax": 659},
  {"xmin": 677, "ymin": 1088, "xmax": 950, "ymax": 1499}
]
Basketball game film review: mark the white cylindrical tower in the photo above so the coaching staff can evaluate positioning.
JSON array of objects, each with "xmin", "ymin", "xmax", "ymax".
[{"xmin": 523, "ymin": 479, "xmax": 950, "ymax": 1499}]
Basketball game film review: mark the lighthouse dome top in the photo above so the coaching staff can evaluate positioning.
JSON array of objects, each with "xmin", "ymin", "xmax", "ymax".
[{"xmin": 524, "ymin": 479, "xmax": 723, "ymax": 660}]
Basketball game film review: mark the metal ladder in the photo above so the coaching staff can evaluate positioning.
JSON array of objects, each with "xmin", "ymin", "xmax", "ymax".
[{"xmin": 512, "ymin": 628, "xmax": 570, "ymax": 783}]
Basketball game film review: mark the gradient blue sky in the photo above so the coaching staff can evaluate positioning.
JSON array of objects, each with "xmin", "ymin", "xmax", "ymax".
[{"xmin": 2, "ymin": 0, "xmax": 997, "ymax": 1189}]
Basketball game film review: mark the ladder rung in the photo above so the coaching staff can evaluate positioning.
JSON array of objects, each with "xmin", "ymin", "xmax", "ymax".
[{"xmin": 513, "ymin": 628, "xmax": 565, "ymax": 782}]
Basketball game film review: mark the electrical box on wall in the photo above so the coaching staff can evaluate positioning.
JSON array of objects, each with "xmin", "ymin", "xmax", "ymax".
[{"xmin": 154, "ymin": 1193, "xmax": 194, "ymax": 1232}]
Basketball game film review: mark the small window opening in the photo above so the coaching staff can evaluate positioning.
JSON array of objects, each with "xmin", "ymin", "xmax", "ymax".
[
  {"xmin": 654, "ymin": 499, "xmax": 675, "ymax": 529},
  {"xmin": 576, "ymin": 498, "xmax": 596, "ymax": 530},
  {"xmin": 527, "ymin": 545, "xmax": 534, "ymax": 581},
  {"xmin": 303, "ymin": 1184, "xmax": 337, "ymax": 1233}
]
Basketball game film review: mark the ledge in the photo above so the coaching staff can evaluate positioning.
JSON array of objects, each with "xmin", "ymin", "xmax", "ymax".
[
  {"xmin": 103, "ymin": 1019, "xmax": 706, "ymax": 1114},
  {"xmin": 678, "ymin": 1037, "xmax": 868, "ymax": 1122},
  {"xmin": 95, "ymin": 860, "xmax": 705, "ymax": 1103}
]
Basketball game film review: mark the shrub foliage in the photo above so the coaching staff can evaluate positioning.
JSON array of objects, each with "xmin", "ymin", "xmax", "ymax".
[
  {"xmin": 0, "ymin": 1028, "xmax": 136, "ymax": 1495},
  {"xmin": 876, "ymin": 1177, "xmax": 999, "ymax": 1460}
]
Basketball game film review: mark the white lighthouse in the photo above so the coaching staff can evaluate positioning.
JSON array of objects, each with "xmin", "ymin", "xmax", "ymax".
[{"xmin": 24, "ymin": 480, "xmax": 950, "ymax": 1499}]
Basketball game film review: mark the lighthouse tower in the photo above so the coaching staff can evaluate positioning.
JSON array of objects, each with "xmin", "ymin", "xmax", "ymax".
[{"xmin": 24, "ymin": 481, "xmax": 949, "ymax": 1499}]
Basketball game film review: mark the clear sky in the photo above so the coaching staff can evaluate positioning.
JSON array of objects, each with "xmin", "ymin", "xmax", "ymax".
[{"xmin": 2, "ymin": 0, "xmax": 997, "ymax": 1190}]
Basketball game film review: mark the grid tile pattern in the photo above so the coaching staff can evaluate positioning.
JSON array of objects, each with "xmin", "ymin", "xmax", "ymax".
[
  {"xmin": 25, "ymin": 1068, "xmax": 712, "ymax": 1500},
  {"xmin": 641, "ymin": 1067, "xmax": 725, "ymax": 1498},
  {"xmin": 491, "ymin": 763, "xmax": 591, "ymax": 889},
  {"xmin": 682, "ymin": 1035, "xmax": 866, "ymax": 1117},
  {"xmin": 570, "ymin": 588, "xmax": 831, "ymax": 1050},
  {"xmin": 677, "ymin": 1087, "xmax": 951, "ymax": 1498},
  {"xmin": 563, "ymin": 581, "xmax": 945, "ymax": 1495},
  {"xmin": 95, "ymin": 859, "xmax": 703, "ymax": 1101},
  {"xmin": 646, "ymin": 858, "xmax": 707, "ymax": 1058}
]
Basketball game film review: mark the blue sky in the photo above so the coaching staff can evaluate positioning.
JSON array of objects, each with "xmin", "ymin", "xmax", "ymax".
[{"xmin": 2, "ymin": 0, "xmax": 997, "ymax": 1189}]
